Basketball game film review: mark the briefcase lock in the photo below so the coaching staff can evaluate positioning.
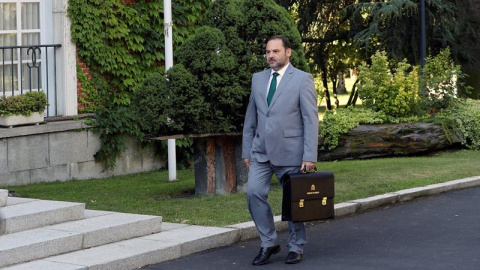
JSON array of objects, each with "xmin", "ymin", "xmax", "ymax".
[
  {"xmin": 299, "ymin": 199, "xmax": 304, "ymax": 208},
  {"xmin": 322, "ymin": 197, "xmax": 327, "ymax": 206}
]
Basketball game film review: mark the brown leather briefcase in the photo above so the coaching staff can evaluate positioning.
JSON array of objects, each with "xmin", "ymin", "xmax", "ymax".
[{"xmin": 281, "ymin": 171, "xmax": 335, "ymax": 222}]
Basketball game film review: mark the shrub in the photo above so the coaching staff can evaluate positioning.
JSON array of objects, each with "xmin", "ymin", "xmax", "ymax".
[
  {"xmin": 131, "ymin": 64, "xmax": 207, "ymax": 138},
  {"xmin": 0, "ymin": 91, "xmax": 48, "ymax": 116},
  {"xmin": 357, "ymin": 51, "xmax": 418, "ymax": 118},
  {"xmin": 420, "ymin": 48, "xmax": 470, "ymax": 112},
  {"xmin": 433, "ymin": 99, "xmax": 480, "ymax": 150},
  {"xmin": 176, "ymin": 26, "xmax": 245, "ymax": 133}
]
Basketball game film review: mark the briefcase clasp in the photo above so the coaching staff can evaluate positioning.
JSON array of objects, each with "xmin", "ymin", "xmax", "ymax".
[
  {"xmin": 299, "ymin": 199, "xmax": 304, "ymax": 208},
  {"xmin": 322, "ymin": 197, "xmax": 327, "ymax": 206}
]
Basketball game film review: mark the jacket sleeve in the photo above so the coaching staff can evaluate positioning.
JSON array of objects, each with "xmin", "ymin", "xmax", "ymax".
[
  {"xmin": 300, "ymin": 73, "xmax": 319, "ymax": 162},
  {"xmin": 242, "ymin": 78, "xmax": 257, "ymax": 159}
]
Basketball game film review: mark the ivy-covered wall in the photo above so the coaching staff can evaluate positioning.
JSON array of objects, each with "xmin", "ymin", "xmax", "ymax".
[{"xmin": 69, "ymin": 0, "xmax": 211, "ymax": 109}]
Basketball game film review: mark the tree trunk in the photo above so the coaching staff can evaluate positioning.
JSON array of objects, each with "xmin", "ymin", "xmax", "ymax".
[
  {"xmin": 321, "ymin": 63, "xmax": 332, "ymax": 110},
  {"xmin": 346, "ymin": 78, "xmax": 359, "ymax": 108},
  {"xmin": 337, "ymin": 72, "xmax": 347, "ymax": 95},
  {"xmin": 318, "ymin": 122, "xmax": 462, "ymax": 161}
]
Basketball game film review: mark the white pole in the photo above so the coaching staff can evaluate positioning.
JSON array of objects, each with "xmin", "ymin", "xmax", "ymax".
[{"xmin": 164, "ymin": 0, "xmax": 177, "ymax": 181}]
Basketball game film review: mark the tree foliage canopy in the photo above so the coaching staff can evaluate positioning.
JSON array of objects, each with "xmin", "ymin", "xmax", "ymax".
[
  {"xmin": 275, "ymin": 0, "xmax": 480, "ymax": 109},
  {"xmin": 131, "ymin": 0, "xmax": 308, "ymax": 137}
]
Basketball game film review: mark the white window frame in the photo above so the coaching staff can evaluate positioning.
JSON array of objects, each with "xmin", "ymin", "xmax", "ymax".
[{"xmin": 1, "ymin": 0, "xmax": 42, "ymax": 93}]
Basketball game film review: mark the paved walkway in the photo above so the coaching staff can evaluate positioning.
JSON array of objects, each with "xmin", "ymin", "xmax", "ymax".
[{"xmin": 143, "ymin": 185, "xmax": 480, "ymax": 270}]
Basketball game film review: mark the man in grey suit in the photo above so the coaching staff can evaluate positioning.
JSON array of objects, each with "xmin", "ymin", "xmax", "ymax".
[{"xmin": 242, "ymin": 35, "xmax": 319, "ymax": 265}]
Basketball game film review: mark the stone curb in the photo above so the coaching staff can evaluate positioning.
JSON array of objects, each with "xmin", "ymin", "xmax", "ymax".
[{"xmin": 224, "ymin": 175, "xmax": 480, "ymax": 242}]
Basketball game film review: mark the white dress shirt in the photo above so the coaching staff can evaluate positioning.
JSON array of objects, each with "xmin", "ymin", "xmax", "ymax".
[{"xmin": 266, "ymin": 62, "xmax": 290, "ymax": 97}]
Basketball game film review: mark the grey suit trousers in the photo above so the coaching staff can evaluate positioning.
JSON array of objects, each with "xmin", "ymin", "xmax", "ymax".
[{"xmin": 247, "ymin": 157, "xmax": 306, "ymax": 253}]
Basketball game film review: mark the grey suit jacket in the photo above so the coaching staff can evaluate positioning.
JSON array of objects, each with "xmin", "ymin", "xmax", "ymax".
[{"xmin": 242, "ymin": 64, "xmax": 319, "ymax": 166}]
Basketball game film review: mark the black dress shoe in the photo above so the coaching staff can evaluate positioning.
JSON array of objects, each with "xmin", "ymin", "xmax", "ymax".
[
  {"xmin": 252, "ymin": 245, "xmax": 281, "ymax": 266},
  {"xmin": 285, "ymin": 251, "xmax": 302, "ymax": 264}
]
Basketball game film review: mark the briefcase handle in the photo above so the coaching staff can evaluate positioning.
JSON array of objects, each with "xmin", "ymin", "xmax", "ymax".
[{"xmin": 301, "ymin": 166, "xmax": 317, "ymax": 174}]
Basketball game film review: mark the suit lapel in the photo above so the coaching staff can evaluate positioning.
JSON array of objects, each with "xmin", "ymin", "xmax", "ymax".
[{"xmin": 267, "ymin": 64, "xmax": 294, "ymax": 110}]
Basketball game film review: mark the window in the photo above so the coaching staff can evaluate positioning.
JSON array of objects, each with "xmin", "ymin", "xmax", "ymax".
[
  {"xmin": 1, "ymin": 0, "xmax": 41, "ymax": 93},
  {"xmin": 1, "ymin": 0, "xmax": 59, "ymax": 116}
]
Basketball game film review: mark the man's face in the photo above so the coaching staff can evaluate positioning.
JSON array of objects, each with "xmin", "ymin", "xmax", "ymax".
[{"xmin": 266, "ymin": 39, "xmax": 291, "ymax": 71}]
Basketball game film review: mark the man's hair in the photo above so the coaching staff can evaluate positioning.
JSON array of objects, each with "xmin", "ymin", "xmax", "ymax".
[{"xmin": 267, "ymin": 35, "xmax": 291, "ymax": 49}]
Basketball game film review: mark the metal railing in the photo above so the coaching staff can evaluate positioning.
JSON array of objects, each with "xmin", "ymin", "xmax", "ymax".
[{"xmin": 0, "ymin": 44, "xmax": 62, "ymax": 117}]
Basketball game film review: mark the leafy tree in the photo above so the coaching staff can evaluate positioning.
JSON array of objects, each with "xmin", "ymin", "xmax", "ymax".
[
  {"xmin": 203, "ymin": 0, "xmax": 309, "ymax": 99},
  {"xmin": 275, "ymin": 0, "xmax": 365, "ymax": 109},
  {"xmin": 349, "ymin": 0, "xmax": 480, "ymax": 65},
  {"xmin": 275, "ymin": 0, "xmax": 480, "ymax": 109}
]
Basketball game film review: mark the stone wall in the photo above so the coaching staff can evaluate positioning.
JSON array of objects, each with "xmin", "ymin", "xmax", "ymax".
[{"xmin": 0, "ymin": 120, "xmax": 164, "ymax": 187}]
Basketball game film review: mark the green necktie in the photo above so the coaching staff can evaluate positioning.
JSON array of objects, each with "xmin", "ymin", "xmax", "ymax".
[{"xmin": 267, "ymin": 72, "xmax": 279, "ymax": 106}]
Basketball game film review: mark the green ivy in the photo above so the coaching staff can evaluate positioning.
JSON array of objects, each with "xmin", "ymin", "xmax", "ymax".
[
  {"xmin": 76, "ymin": 63, "xmax": 99, "ymax": 114},
  {"xmin": 94, "ymin": 104, "xmax": 143, "ymax": 170},
  {"xmin": 0, "ymin": 91, "xmax": 48, "ymax": 116}
]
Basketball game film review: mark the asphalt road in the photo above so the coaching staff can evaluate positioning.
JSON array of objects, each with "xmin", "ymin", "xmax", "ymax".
[{"xmin": 143, "ymin": 186, "xmax": 480, "ymax": 270}]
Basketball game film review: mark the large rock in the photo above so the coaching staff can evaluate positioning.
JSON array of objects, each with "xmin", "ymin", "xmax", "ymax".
[{"xmin": 318, "ymin": 122, "xmax": 462, "ymax": 161}]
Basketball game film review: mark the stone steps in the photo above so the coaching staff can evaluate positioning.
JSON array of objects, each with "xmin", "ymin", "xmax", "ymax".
[
  {"xmin": 0, "ymin": 194, "xmax": 162, "ymax": 269},
  {"xmin": 3, "ymin": 223, "xmax": 239, "ymax": 270},
  {"xmin": 0, "ymin": 197, "xmax": 85, "ymax": 235}
]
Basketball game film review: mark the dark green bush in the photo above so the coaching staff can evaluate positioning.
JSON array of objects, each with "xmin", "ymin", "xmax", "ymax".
[
  {"xmin": 131, "ymin": 64, "xmax": 207, "ymax": 138},
  {"xmin": 204, "ymin": 0, "xmax": 308, "ymax": 84},
  {"xmin": 176, "ymin": 26, "xmax": 245, "ymax": 133},
  {"xmin": 0, "ymin": 91, "xmax": 48, "ymax": 116}
]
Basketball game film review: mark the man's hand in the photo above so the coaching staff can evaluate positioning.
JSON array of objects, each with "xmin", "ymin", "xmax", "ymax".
[
  {"xmin": 300, "ymin": 161, "xmax": 316, "ymax": 172},
  {"xmin": 244, "ymin": 158, "xmax": 250, "ymax": 169}
]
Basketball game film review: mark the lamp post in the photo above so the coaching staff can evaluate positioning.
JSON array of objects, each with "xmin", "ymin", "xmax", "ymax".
[
  {"xmin": 420, "ymin": 0, "xmax": 426, "ymax": 69},
  {"xmin": 164, "ymin": 0, "xmax": 177, "ymax": 181}
]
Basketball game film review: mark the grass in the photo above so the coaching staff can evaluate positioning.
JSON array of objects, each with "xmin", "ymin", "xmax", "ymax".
[{"xmin": 3, "ymin": 149, "xmax": 479, "ymax": 227}]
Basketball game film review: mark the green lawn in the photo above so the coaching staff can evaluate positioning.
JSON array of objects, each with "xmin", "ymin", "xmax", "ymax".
[{"xmin": 3, "ymin": 149, "xmax": 479, "ymax": 227}]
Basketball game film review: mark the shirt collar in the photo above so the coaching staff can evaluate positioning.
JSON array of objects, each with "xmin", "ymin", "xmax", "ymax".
[{"xmin": 271, "ymin": 62, "xmax": 289, "ymax": 77}]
